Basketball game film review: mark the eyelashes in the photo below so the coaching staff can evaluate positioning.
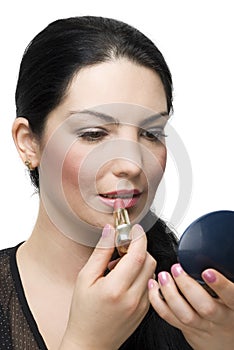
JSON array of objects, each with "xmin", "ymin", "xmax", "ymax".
[
  {"xmin": 140, "ymin": 129, "xmax": 168, "ymax": 142},
  {"xmin": 76, "ymin": 129, "xmax": 108, "ymax": 142},
  {"xmin": 76, "ymin": 128, "xmax": 167, "ymax": 143}
]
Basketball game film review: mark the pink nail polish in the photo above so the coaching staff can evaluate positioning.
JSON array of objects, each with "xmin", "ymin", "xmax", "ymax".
[
  {"xmin": 171, "ymin": 263, "xmax": 183, "ymax": 277},
  {"xmin": 102, "ymin": 224, "xmax": 112, "ymax": 238},
  {"xmin": 158, "ymin": 271, "xmax": 169, "ymax": 286},
  {"xmin": 203, "ymin": 269, "xmax": 216, "ymax": 283},
  {"xmin": 148, "ymin": 279, "xmax": 155, "ymax": 290}
]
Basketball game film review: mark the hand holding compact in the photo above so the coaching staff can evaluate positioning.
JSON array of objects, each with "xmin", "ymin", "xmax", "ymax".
[
  {"xmin": 178, "ymin": 210, "xmax": 234, "ymax": 288},
  {"xmin": 148, "ymin": 210, "xmax": 234, "ymax": 350}
]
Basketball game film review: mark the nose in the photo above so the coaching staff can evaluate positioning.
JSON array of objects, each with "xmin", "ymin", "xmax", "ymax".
[{"xmin": 111, "ymin": 139, "xmax": 143, "ymax": 178}]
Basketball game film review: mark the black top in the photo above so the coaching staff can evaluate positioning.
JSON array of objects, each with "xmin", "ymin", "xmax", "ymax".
[
  {"xmin": 0, "ymin": 244, "xmax": 47, "ymax": 349},
  {"xmin": 0, "ymin": 232, "xmax": 193, "ymax": 350}
]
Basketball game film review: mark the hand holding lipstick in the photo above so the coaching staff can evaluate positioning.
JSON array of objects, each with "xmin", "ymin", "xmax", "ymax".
[{"xmin": 60, "ymin": 223, "xmax": 156, "ymax": 350}]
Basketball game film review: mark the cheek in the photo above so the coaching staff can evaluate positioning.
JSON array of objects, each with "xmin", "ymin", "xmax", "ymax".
[
  {"xmin": 61, "ymin": 144, "xmax": 99, "ymax": 198},
  {"xmin": 61, "ymin": 146, "xmax": 95, "ymax": 216},
  {"xmin": 62, "ymin": 153, "xmax": 80, "ymax": 189},
  {"xmin": 143, "ymin": 146, "xmax": 167, "ymax": 206},
  {"xmin": 62, "ymin": 145, "xmax": 87, "ymax": 191},
  {"xmin": 158, "ymin": 145, "xmax": 167, "ymax": 171},
  {"xmin": 147, "ymin": 145, "xmax": 167, "ymax": 181}
]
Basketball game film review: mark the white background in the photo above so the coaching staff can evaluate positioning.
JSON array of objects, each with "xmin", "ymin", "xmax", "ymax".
[{"xmin": 0, "ymin": 0, "xmax": 233, "ymax": 248}]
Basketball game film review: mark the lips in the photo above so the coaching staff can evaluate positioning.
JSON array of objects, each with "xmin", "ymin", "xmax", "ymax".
[{"xmin": 99, "ymin": 189, "xmax": 141, "ymax": 208}]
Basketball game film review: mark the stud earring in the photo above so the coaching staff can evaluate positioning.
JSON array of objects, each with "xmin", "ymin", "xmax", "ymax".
[{"xmin": 25, "ymin": 160, "xmax": 34, "ymax": 171}]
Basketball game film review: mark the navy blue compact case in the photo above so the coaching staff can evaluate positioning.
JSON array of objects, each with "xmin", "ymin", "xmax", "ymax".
[{"xmin": 178, "ymin": 210, "xmax": 234, "ymax": 284}]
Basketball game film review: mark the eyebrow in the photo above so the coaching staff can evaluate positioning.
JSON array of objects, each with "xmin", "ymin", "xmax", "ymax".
[
  {"xmin": 140, "ymin": 111, "xmax": 170, "ymax": 127},
  {"xmin": 68, "ymin": 109, "xmax": 169, "ymax": 126}
]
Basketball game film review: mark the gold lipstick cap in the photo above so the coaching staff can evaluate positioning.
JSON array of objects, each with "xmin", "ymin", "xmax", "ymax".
[{"xmin": 113, "ymin": 199, "xmax": 132, "ymax": 255}]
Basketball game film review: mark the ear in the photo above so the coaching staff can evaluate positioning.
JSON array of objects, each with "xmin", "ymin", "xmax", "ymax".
[{"xmin": 12, "ymin": 117, "xmax": 40, "ymax": 169}]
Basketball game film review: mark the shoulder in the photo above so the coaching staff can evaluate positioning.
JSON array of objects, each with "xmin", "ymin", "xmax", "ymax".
[
  {"xmin": 0, "ymin": 246, "xmax": 15, "ymax": 277},
  {"xmin": 0, "ymin": 246, "xmax": 16, "ymax": 286},
  {"xmin": 0, "ymin": 244, "xmax": 22, "ymax": 308},
  {"xmin": 0, "ymin": 245, "xmax": 19, "ymax": 270},
  {"xmin": 0, "ymin": 243, "xmax": 24, "ymax": 260}
]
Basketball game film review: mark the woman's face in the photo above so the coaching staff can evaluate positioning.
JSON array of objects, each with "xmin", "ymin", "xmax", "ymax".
[{"xmin": 39, "ymin": 59, "xmax": 168, "ymax": 235}]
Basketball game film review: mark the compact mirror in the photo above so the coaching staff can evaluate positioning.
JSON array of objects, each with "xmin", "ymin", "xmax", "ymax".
[{"xmin": 178, "ymin": 210, "xmax": 234, "ymax": 295}]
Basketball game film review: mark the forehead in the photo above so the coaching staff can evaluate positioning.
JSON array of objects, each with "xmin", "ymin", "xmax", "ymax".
[
  {"xmin": 64, "ymin": 59, "xmax": 167, "ymax": 113},
  {"xmin": 45, "ymin": 59, "xmax": 168, "ymax": 135}
]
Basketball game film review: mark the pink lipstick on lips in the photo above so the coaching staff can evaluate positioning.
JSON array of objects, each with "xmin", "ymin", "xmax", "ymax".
[
  {"xmin": 99, "ymin": 189, "xmax": 141, "ymax": 209},
  {"xmin": 113, "ymin": 198, "xmax": 132, "ymax": 256}
]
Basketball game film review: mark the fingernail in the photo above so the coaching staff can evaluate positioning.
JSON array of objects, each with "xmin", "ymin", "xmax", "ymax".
[
  {"xmin": 171, "ymin": 263, "xmax": 183, "ymax": 277},
  {"xmin": 148, "ymin": 278, "xmax": 156, "ymax": 290},
  {"xmin": 158, "ymin": 271, "xmax": 170, "ymax": 286},
  {"xmin": 202, "ymin": 269, "xmax": 216, "ymax": 283},
  {"xmin": 102, "ymin": 224, "xmax": 112, "ymax": 238},
  {"xmin": 132, "ymin": 224, "xmax": 144, "ymax": 239},
  {"xmin": 133, "ymin": 224, "xmax": 144, "ymax": 232}
]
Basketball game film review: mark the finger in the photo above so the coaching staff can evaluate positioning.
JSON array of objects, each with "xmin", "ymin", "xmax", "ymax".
[
  {"xmin": 127, "ymin": 252, "xmax": 156, "ymax": 298},
  {"xmin": 80, "ymin": 224, "xmax": 115, "ymax": 283},
  {"xmin": 148, "ymin": 278, "xmax": 184, "ymax": 329},
  {"xmin": 132, "ymin": 252, "xmax": 156, "ymax": 290},
  {"xmin": 107, "ymin": 224, "xmax": 147, "ymax": 289},
  {"xmin": 137, "ymin": 287, "xmax": 151, "ymax": 321},
  {"xmin": 157, "ymin": 271, "xmax": 203, "ymax": 328},
  {"xmin": 107, "ymin": 257, "xmax": 121, "ymax": 270},
  {"xmin": 202, "ymin": 269, "xmax": 234, "ymax": 310},
  {"xmin": 171, "ymin": 264, "xmax": 225, "ymax": 322}
]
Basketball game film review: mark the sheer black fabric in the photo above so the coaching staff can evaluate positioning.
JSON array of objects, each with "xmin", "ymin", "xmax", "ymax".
[
  {"xmin": 0, "ymin": 244, "xmax": 47, "ymax": 349},
  {"xmin": 0, "ymin": 218, "xmax": 193, "ymax": 349}
]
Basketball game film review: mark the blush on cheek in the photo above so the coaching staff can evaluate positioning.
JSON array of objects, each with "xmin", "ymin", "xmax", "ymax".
[
  {"xmin": 158, "ymin": 144, "xmax": 167, "ymax": 166},
  {"xmin": 150, "ymin": 149, "xmax": 166, "ymax": 179},
  {"xmin": 147, "ymin": 155, "xmax": 166, "ymax": 198},
  {"xmin": 154, "ymin": 149, "xmax": 167, "ymax": 180},
  {"xmin": 61, "ymin": 147, "xmax": 84, "ymax": 200},
  {"xmin": 61, "ymin": 145, "xmax": 96, "ymax": 211}
]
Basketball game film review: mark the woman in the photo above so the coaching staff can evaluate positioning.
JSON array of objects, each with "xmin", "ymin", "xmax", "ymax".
[{"xmin": 0, "ymin": 16, "xmax": 233, "ymax": 349}]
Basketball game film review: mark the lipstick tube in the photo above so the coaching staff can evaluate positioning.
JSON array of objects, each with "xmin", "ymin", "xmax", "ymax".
[{"xmin": 113, "ymin": 200, "xmax": 132, "ymax": 255}]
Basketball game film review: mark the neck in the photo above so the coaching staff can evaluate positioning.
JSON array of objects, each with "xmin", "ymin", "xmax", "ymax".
[{"xmin": 18, "ymin": 201, "xmax": 94, "ymax": 286}]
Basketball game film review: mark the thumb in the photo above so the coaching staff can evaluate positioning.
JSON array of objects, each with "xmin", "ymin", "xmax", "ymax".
[{"xmin": 81, "ymin": 224, "xmax": 116, "ymax": 283}]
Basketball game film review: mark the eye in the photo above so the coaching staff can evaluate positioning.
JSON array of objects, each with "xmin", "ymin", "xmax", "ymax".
[
  {"xmin": 76, "ymin": 129, "xmax": 108, "ymax": 142},
  {"xmin": 140, "ymin": 128, "xmax": 167, "ymax": 142}
]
